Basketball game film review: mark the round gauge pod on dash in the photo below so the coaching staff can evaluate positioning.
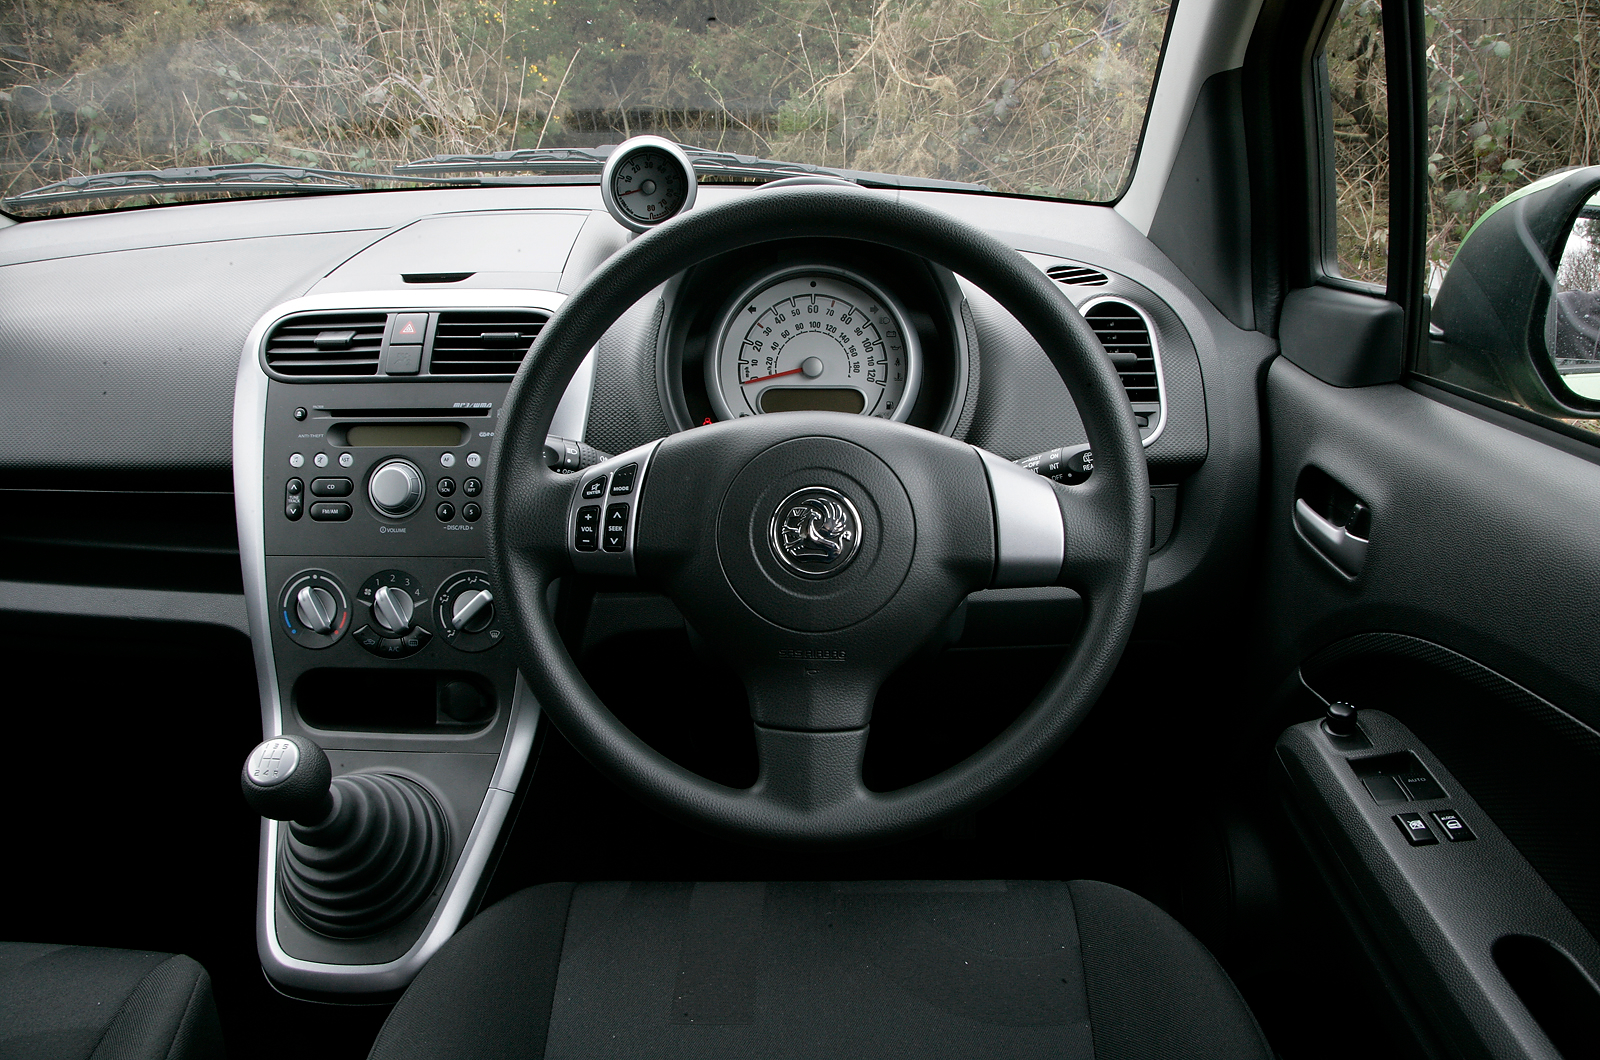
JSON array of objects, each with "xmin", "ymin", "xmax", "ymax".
[{"xmin": 601, "ymin": 136, "xmax": 698, "ymax": 232}]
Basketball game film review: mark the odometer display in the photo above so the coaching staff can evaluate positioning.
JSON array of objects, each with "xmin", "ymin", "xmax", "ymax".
[{"xmin": 706, "ymin": 269, "xmax": 922, "ymax": 423}]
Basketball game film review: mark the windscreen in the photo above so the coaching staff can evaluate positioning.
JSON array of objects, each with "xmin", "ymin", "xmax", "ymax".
[{"xmin": 0, "ymin": 0, "xmax": 1173, "ymax": 212}]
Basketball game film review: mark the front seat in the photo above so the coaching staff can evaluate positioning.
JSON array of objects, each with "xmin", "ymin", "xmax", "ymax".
[
  {"xmin": 0, "ymin": 942, "xmax": 224, "ymax": 1060},
  {"xmin": 369, "ymin": 879, "xmax": 1271, "ymax": 1060}
]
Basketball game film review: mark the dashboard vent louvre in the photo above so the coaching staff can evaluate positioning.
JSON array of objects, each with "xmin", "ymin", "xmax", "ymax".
[
  {"xmin": 1046, "ymin": 263, "xmax": 1109, "ymax": 287},
  {"xmin": 1085, "ymin": 301, "xmax": 1159, "ymax": 404},
  {"xmin": 264, "ymin": 313, "xmax": 386, "ymax": 376},
  {"xmin": 430, "ymin": 311, "xmax": 548, "ymax": 376}
]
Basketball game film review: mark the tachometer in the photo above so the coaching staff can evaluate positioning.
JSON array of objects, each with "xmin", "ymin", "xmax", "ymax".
[
  {"xmin": 705, "ymin": 268, "xmax": 922, "ymax": 422},
  {"xmin": 600, "ymin": 136, "xmax": 697, "ymax": 232}
]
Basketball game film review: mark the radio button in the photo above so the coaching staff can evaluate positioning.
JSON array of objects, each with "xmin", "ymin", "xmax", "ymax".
[
  {"xmin": 289, "ymin": 453, "xmax": 305, "ymax": 468},
  {"xmin": 462, "ymin": 503, "xmax": 481, "ymax": 522},
  {"xmin": 313, "ymin": 453, "xmax": 329, "ymax": 468},
  {"xmin": 368, "ymin": 459, "xmax": 425, "ymax": 517},
  {"xmin": 440, "ymin": 452, "xmax": 457, "ymax": 468},
  {"xmin": 339, "ymin": 452, "xmax": 354, "ymax": 468},
  {"xmin": 285, "ymin": 497, "xmax": 303, "ymax": 520},
  {"xmin": 310, "ymin": 501, "xmax": 352, "ymax": 521},
  {"xmin": 286, "ymin": 478, "xmax": 303, "ymax": 496},
  {"xmin": 463, "ymin": 477, "xmax": 482, "ymax": 497},
  {"xmin": 437, "ymin": 477, "xmax": 456, "ymax": 497},
  {"xmin": 466, "ymin": 452, "xmax": 482, "ymax": 468},
  {"xmin": 437, "ymin": 502, "xmax": 455, "ymax": 521},
  {"xmin": 310, "ymin": 477, "xmax": 353, "ymax": 497}
]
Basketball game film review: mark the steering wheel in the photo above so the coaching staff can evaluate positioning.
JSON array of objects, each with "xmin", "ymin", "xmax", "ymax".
[{"xmin": 488, "ymin": 188, "xmax": 1149, "ymax": 845}]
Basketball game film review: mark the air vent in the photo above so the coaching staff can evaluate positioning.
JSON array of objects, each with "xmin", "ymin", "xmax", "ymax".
[
  {"xmin": 264, "ymin": 313, "xmax": 386, "ymax": 377},
  {"xmin": 430, "ymin": 311, "xmax": 548, "ymax": 376},
  {"xmin": 1084, "ymin": 300, "xmax": 1159, "ymax": 404},
  {"xmin": 1046, "ymin": 263, "xmax": 1109, "ymax": 287}
]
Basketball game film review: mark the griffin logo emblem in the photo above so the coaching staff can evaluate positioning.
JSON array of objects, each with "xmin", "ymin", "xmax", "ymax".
[{"xmin": 769, "ymin": 487, "xmax": 862, "ymax": 577}]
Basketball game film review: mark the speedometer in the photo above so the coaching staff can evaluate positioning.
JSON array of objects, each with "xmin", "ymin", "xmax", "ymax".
[{"xmin": 705, "ymin": 268, "xmax": 922, "ymax": 423}]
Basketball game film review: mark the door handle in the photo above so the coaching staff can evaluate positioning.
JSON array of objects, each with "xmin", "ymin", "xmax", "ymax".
[{"xmin": 1294, "ymin": 497, "xmax": 1369, "ymax": 577}]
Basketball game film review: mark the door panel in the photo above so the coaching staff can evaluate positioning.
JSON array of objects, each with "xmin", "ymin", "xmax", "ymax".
[
  {"xmin": 1259, "ymin": 355, "xmax": 1600, "ymax": 1058},
  {"xmin": 1260, "ymin": 357, "xmax": 1600, "ymax": 724}
]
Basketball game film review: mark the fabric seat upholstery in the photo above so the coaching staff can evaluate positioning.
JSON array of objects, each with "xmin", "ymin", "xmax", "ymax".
[
  {"xmin": 369, "ymin": 880, "xmax": 1271, "ymax": 1060},
  {"xmin": 0, "ymin": 942, "xmax": 224, "ymax": 1060}
]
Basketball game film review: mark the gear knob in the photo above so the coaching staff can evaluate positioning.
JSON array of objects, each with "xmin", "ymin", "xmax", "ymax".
[{"xmin": 241, "ymin": 734, "xmax": 334, "ymax": 825}]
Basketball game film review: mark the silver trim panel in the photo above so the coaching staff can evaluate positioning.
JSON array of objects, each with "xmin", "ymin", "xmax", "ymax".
[
  {"xmin": 977, "ymin": 448, "xmax": 1065, "ymax": 588},
  {"xmin": 0, "ymin": 580, "xmax": 248, "ymax": 634}
]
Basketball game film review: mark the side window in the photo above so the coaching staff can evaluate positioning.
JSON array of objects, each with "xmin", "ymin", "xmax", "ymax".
[
  {"xmin": 1413, "ymin": 3, "xmax": 1600, "ymax": 439},
  {"xmin": 1324, "ymin": 0, "xmax": 1390, "ymax": 287}
]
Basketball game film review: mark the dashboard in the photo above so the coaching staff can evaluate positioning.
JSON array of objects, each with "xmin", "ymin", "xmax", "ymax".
[{"xmin": 0, "ymin": 171, "xmax": 1273, "ymax": 994}]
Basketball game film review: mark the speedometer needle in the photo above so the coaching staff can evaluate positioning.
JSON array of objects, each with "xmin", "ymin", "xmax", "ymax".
[{"xmin": 742, "ymin": 367, "xmax": 804, "ymax": 385}]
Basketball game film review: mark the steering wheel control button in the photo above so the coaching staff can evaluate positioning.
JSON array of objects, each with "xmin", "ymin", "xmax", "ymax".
[
  {"xmin": 1394, "ymin": 812, "xmax": 1439, "ymax": 846},
  {"xmin": 368, "ymin": 459, "xmax": 425, "ymax": 518},
  {"xmin": 769, "ymin": 487, "xmax": 862, "ymax": 578},
  {"xmin": 309, "ymin": 477, "xmax": 353, "ymax": 497},
  {"xmin": 279, "ymin": 571, "xmax": 350, "ymax": 648},
  {"xmin": 609, "ymin": 463, "xmax": 639, "ymax": 495},
  {"xmin": 309, "ymin": 501, "xmax": 352, "ymax": 521},
  {"xmin": 575, "ymin": 505, "xmax": 601, "ymax": 551},
  {"xmin": 437, "ymin": 502, "xmax": 455, "ymax": 521},
  {"xmin": 440, "ymin": 452, "xmax": 457, "ymax": 468},
  {"xmin": 603, "ymin": 504, "xmax": 631, "ymax": 552},
  {"xmin": 245, "ymin": 738, "xmax": 300, "ymax": 787},
  {"xmin": 582, "ymin": 476, "xmax": 607, "ymax": 499},
  {"xmin": 289, "ymin": 452, "xmax": 305, "ymax": 468},
  {"xmin": 466, "ymin": 452, "xmax": 482, "ymax": 468},
  {"xmin": 463, "ymin": 477, "xmax": 482, "ymax": 497},
  {"xmin": 462, "ymin": 503, "xmax": 481, "ymax": 522},
  {"xmin": 437, "ymin": 477, "xmax": 456, "ymax": 497},
  {"xmin": 435, "ymin": 572, "xmax": 502, "ymax": 651},
  {"xmin": 1431, "ymin": 810, "xmax": 1475, "ymax": 841}
]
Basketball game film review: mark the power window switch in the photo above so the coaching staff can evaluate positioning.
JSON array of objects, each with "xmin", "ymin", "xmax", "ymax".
[
  {"xmin": 1394, "ymin": 812, "xmax": 1438, "ymax": 846},
  {"xmin": 1362, "ymin": 774, "xmax": 1409, "ymax": 804},
  {"xmin": 1397, "ymin": 770, "xmax": 1446, "ymax": 801},
  {"xmin": 1431, "ymin": 810, "xmax": 1475, "ymax": 842}
]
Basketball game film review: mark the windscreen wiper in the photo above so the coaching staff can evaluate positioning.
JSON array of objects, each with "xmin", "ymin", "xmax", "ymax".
[
  {"xmin": 396, "ymin": 145, "xmax": 987, "ymax": 192},
  {"xmin": 2, "ymin": 162, "xmax": 489, "ymax": 209}
]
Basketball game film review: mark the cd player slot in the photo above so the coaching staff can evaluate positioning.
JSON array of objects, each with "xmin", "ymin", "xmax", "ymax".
[
  {"xmin": 321, "ymin": 407, "xmax": 492, "ymax": 418},
  {"xmin": 328, "ymin": 422, "xmax": 469, "ymax": 447}
]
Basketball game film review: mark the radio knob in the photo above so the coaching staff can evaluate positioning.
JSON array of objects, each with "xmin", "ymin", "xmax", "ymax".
[
  {"xmin": 295, "ymin": 586, "xmax": 338, "ymax": 634},
  {"xmin": 371, "ymin": 585, "xmax": 415, "ymax": 634},
  {"xmin": 450, "ymin": 589, "xmax": 495, "ymax": 633},
  {"xmin": 368, "ymin": 459, "xmax": 425, "ymax": 518}
]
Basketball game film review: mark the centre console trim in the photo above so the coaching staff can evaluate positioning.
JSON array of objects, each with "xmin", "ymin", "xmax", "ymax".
[{"xmin": 234, "ymin": 289, "xmax": 570, "ymax": 993}]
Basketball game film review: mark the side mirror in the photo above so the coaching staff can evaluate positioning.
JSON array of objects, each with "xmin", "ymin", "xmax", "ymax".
[{"xmin": 1427, "ymin": 166, "xmax": 1600, "ymax": 418}]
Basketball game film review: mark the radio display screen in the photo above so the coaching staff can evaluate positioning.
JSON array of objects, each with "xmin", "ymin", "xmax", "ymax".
[{"xmin": 344, "ymin": 423, "xmax": 466, "ymax": 447}]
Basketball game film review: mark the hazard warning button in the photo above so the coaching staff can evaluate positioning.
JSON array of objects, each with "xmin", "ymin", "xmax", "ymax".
[{"xmin": 392, "ymin": 313, "xmax": 429, "ymax": 342}]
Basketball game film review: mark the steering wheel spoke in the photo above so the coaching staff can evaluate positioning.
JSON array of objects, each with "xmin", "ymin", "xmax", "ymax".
[{"xmin": 749, "ymin": 724, "xmax": 870, "ymax": 817}]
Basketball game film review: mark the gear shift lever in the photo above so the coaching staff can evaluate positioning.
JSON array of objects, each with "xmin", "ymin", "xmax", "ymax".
[{"xmin": 242, "ymin": 735, "xmax": 448, "ymax": 938}]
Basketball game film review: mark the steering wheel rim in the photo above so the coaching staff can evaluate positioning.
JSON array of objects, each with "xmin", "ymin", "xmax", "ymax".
[{"xmin": 488, "ymin": 187, "xmax": 1149, "ymax": 845}]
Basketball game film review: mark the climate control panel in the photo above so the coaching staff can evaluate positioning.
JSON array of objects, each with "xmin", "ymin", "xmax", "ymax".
[{"xmin": 275, "ymin": 566, "xmax": 502, "ymax": 659}]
